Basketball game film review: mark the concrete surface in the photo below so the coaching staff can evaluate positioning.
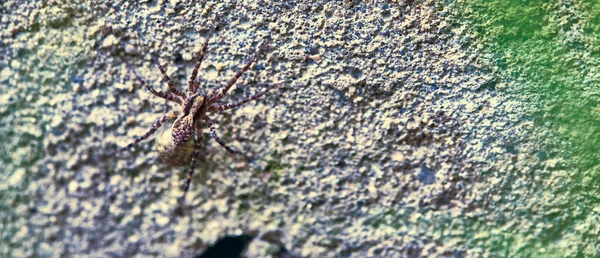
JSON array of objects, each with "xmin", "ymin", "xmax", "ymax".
[{"xmin": 1, "ymin": 0, "xmax": 597, "ymax": 257}]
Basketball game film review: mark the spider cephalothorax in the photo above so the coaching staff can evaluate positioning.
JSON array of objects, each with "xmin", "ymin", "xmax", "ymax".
[{"xmin": 108, "ymin": 23, "xmax": 276, "ymax": 202}]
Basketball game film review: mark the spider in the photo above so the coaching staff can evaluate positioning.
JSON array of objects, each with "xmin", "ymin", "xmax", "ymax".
[{"xmin": 108, "ymin": 24, "xmax": 276, "ymax": 203}]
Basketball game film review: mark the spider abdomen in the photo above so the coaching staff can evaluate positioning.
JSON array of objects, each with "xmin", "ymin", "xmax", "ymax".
[
  {"xmin": 172, "ymin": 116, "xmax": 195, "ymax": 146},
  {"xmin": 155, "ymin": 127, "xmax": 195, "ymax": 166}
]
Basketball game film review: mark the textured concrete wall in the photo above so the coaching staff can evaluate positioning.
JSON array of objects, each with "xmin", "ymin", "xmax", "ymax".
[{"xmin": 0, "ymin": 0, "xmax": 568, "ymax": 257}]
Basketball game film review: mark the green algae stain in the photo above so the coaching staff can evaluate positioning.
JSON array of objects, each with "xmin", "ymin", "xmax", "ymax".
[
  {"xmin": 457, "ymin": 1, "xmax": 553, "ymax": 42},
  {"xmin": 449, "ymin": 0, "xmax": 600, "ymax": 256}
]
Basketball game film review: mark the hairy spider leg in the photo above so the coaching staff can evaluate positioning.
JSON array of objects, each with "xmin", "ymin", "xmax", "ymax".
[
  {"xmin": 210, "ymin": 40, "xmax": 270, "ymax": 102},
  {"xmin": 211, "ymin": 83, "xmax": 278, "ymax": 112},
  {"xmin": 181, "ymin": 127, "xmax": 204, "ymax": 202},
  {"xmin": 204, "ymin": 117, "xmax": 236, "ymax": 154},
  {"xmin": 131, "ymin": 68, "xmax": 182, "ymax": 104},
  {"xmin": 204, "ymin": 117, "xmax": 251, "ymax": 161},
  {"xmin": 109, "ymin": 110, "xmax": 179, "ymax": 156},
  {"xmin": 189, "ymin": 23, "xmax": 216, "ymax": 94},
  {"xmin": 152, "ymin": 57, "xmax": 186, "ymax": 97}
]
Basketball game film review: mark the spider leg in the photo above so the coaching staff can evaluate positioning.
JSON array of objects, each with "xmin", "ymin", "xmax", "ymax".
[
  {"xmin": 131, "ymin": 68, "xmax": 182, "ymax": 105},
  {"xmin": 204, "ymin": 117, "xmax": 251, "ymax": 161},
  {"xmin": 210, "ymin": 83, "xmax": 278, "ymax": 112},
  {"xmin": 181, "ymin": 126, "xmax": 203, "ymax": 203},
  {"xmin": 106, "ymin": 111, "xmax": 179, "ymax": 156},
  {"xmin": 152, "ymin": 57, "xmax": 186, "ymax": 97},
  {"xmin": 210, "ymin": 40, "xmax": 270, "ymax": 102},
  {"xmin": 189, "ymin": 22, "xmax": 216, "ymax": 94}
]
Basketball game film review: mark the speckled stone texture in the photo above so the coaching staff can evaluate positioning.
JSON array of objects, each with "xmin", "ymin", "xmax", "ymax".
[{"xmin": 0, "ymin": 0, "xmax": 539, "ymax": 257}]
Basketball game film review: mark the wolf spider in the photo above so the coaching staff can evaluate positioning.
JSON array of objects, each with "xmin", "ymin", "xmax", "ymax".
[{"xmin": 109, "ymin": 24, "xmax": 275, "ymax": 203}]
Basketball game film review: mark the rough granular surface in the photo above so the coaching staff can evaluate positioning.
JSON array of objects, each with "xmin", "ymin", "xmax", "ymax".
[{"xmin": 2, "ymin": 0, "xmax": 597, "ymax": 257}]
